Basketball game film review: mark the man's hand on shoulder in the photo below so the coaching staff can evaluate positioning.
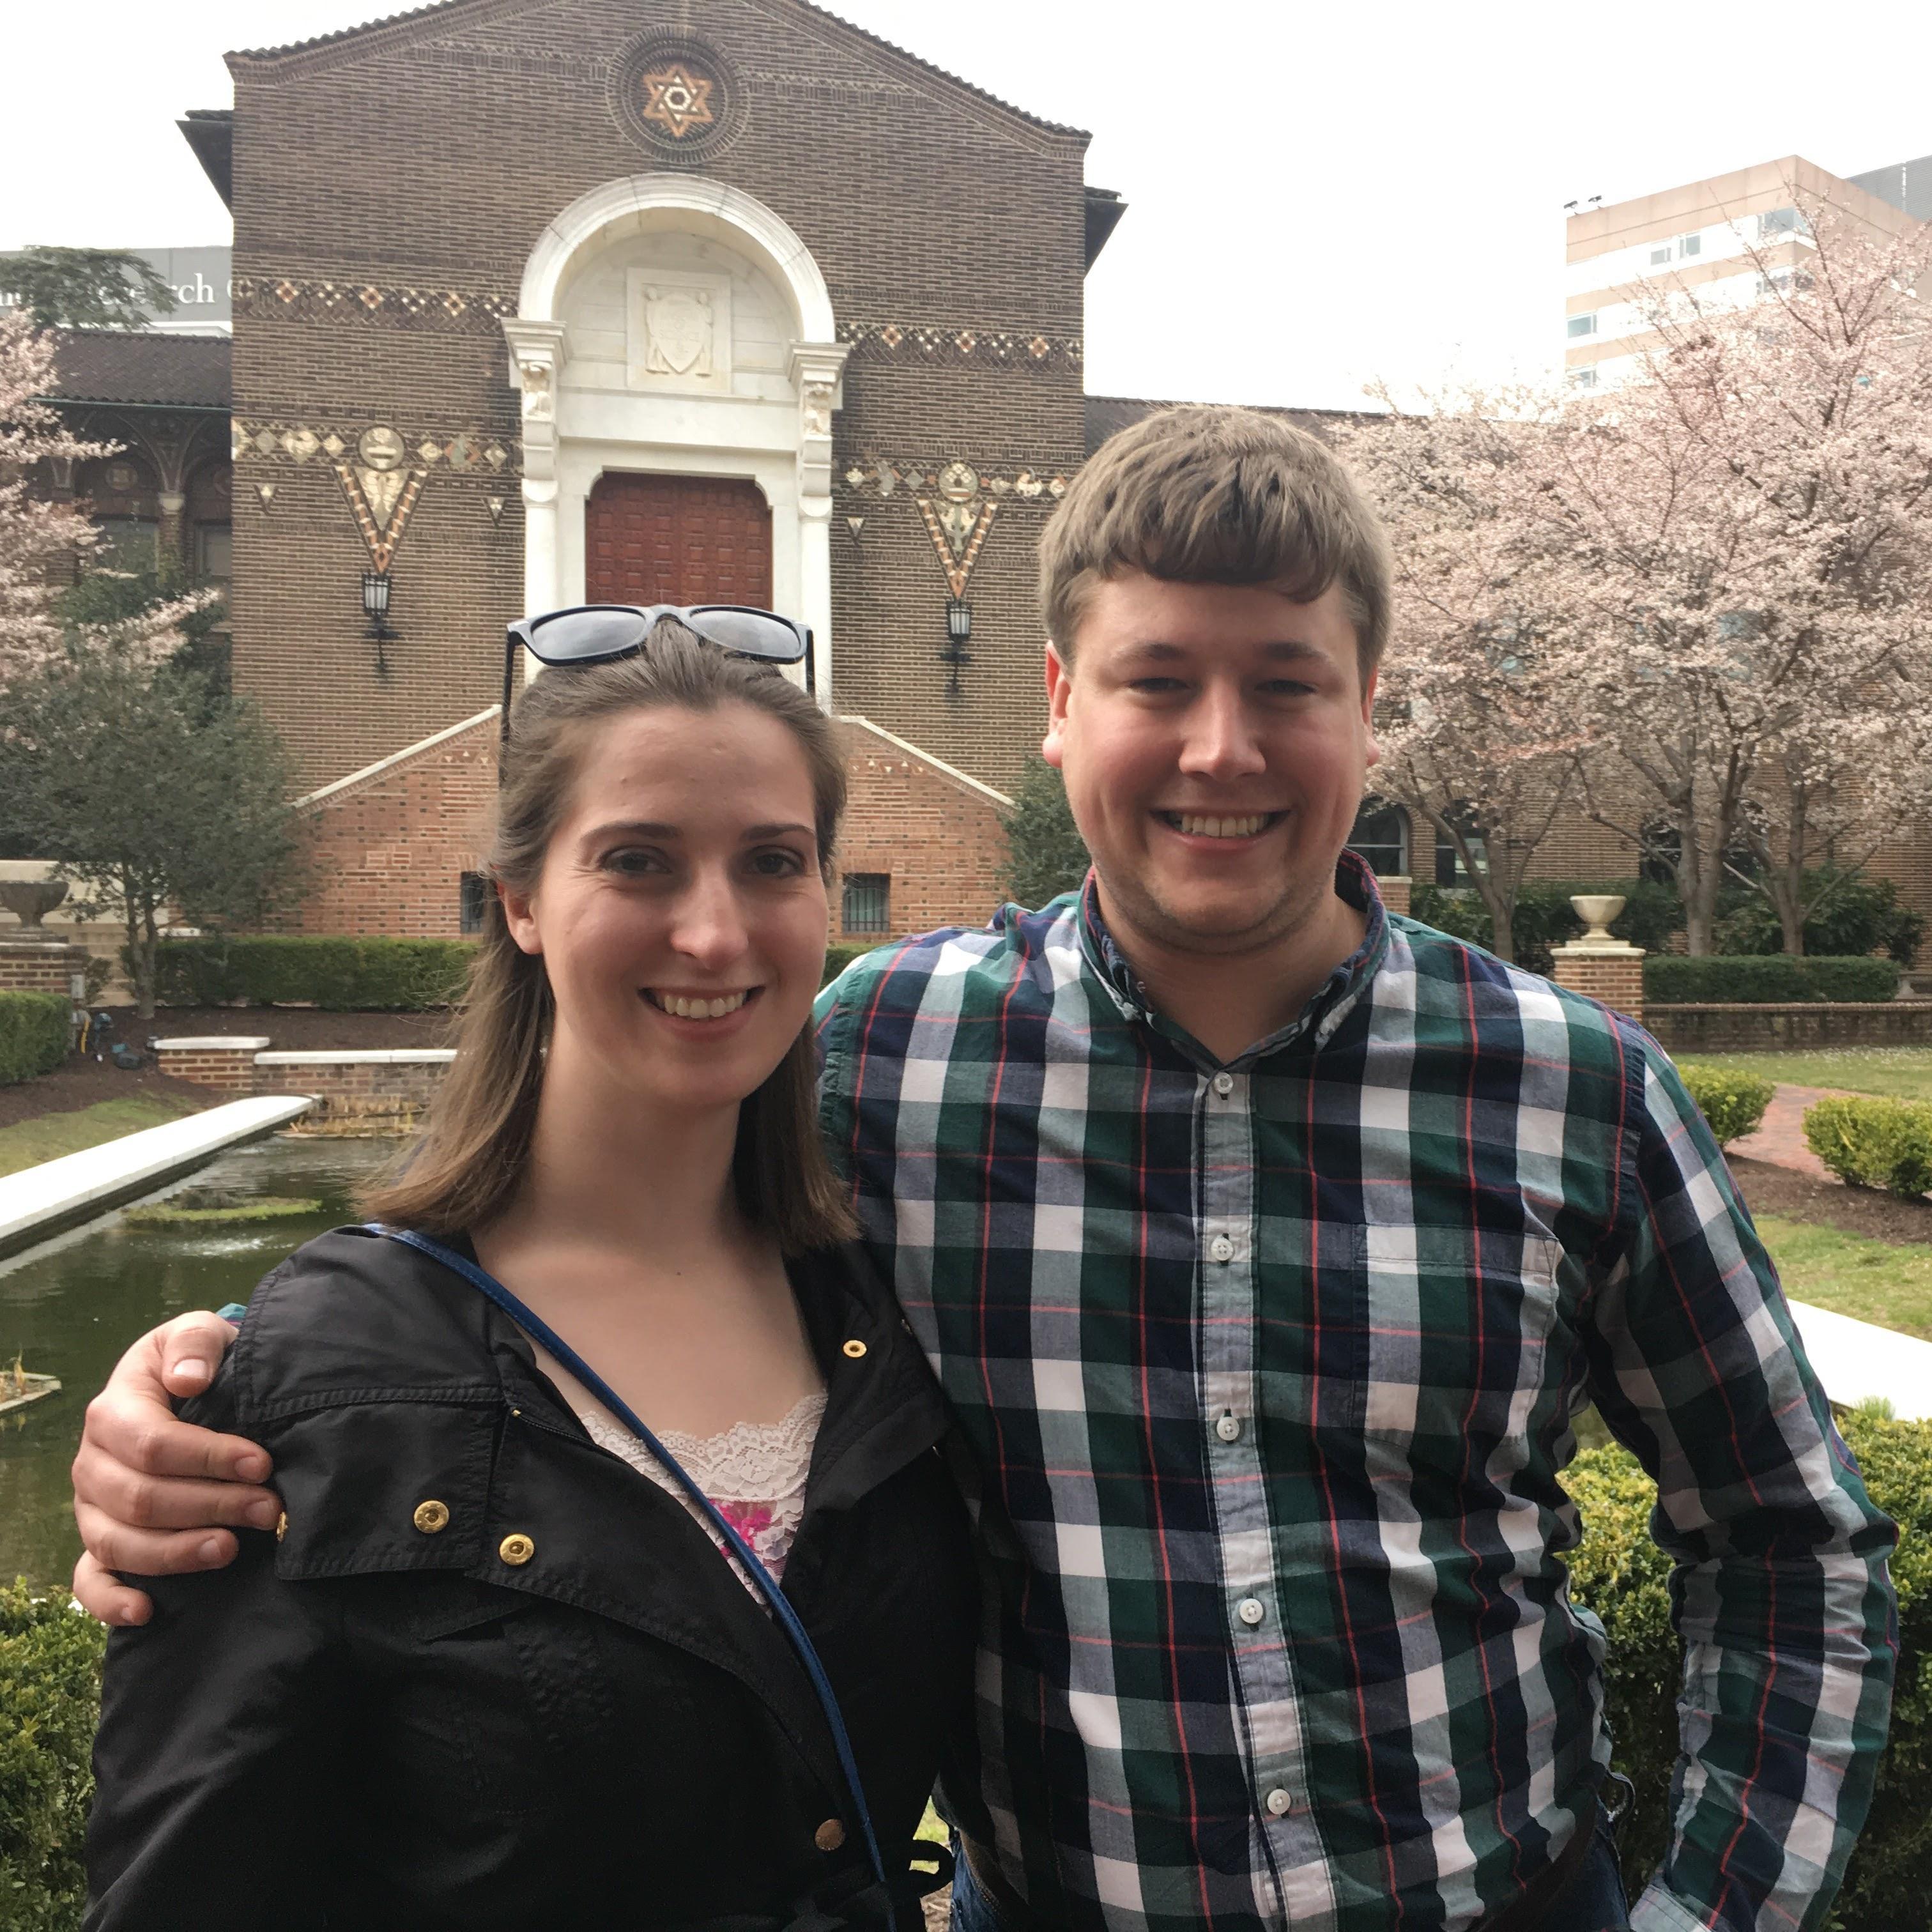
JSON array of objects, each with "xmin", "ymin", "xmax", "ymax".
[{"xmin": 70, "ymin": 1310, "xmax": 280, "ymax": 1627}]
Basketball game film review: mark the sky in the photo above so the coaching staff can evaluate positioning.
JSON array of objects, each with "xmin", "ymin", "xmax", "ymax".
[{"xmin": 4, "ymin": 0, "xmax": 1930, "ymax": 410}]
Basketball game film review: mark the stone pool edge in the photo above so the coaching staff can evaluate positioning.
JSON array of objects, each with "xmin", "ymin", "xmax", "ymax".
[{"xmin": 0, "ymin": 1095, "xmax": 318, "ymax": 1260}]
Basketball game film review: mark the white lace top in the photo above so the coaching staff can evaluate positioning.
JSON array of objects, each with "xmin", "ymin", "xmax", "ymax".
[{"xmin": 578, "ymin": 1394, "xmax": 826, "ymax": 1594}]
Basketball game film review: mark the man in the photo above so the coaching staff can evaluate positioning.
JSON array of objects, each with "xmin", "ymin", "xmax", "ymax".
[{"xmin": 74, "ymin": 406, "xmax": 1894, "ymax": 1931}]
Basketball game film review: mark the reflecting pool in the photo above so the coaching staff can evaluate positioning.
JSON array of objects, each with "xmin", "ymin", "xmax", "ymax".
[{"xmin": 0, "ymin": 1134, "xmax": 392, "ymax": 1590}]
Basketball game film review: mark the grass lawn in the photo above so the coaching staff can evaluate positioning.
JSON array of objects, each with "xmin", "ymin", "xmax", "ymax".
[
  {"xmin": 0, "ymin": 1092, "xmax": 206, "ymax": 1179},
  {"xmin": 1754, "ymin": 1214, "xmax": 1932, "ymax": 1340},
  {"xmin": 1675, "ymin": 1046, "xmax": 1932, "ymax": 1103}
]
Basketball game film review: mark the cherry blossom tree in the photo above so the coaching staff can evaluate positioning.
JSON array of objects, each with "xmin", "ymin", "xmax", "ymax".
[
  {"xmin": 1340, "ymin": 388, "xmax": 1596, "ymax": 963},
  {"xmin": 1563, "ymin": 195, "xmax": 1932, "ymax": 953},
  {"xmin": 0, "ymin": 310, "xmax": 206, "ymax": 687},
  {"xmin": 1354, "ymin": 199, "xmax": 1932, "ymax": 956}
]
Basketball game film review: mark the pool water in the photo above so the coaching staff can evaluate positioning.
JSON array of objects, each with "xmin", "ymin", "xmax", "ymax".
[{"xmin": 0, "ymin": 1134, "xmax": 394, "ymax": 1590}]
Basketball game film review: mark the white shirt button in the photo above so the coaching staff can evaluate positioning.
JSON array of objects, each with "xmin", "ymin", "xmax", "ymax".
[
  {"xmin": 1238, "ymin": 1597, "xmax": 1266, "ymax": 1626},
  {"xmin": 1213, "ymin": 1071, "xmax": 1234, "ymax": 1096},
  {"xmin": 1264, "ymin": 1786, "xmax": 1293, "ymax": 1817},
  {"xmin": 1209, "ymin": 1234, "xmax": 1234, "ymax": 1263},
  {"xmin": 1215, "ymin": 1411, "xmax": 1242, "ymax": 1443}
]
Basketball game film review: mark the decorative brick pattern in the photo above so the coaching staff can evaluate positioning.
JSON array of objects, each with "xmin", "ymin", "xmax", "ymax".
[{"xmin": 838, "ymin": 321, "xmax": 1082, "ymax": 371}]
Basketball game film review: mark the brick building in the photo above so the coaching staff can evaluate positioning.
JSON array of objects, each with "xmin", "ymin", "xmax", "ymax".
[{"xmin": 116, "ymin": 0, "xmax": 1139, "ymax": 944}]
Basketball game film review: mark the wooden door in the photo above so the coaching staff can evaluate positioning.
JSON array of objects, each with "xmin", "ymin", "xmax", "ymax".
[{"xmin": 584, "ymin": 473, "xmax": 772, "ymax": 607}]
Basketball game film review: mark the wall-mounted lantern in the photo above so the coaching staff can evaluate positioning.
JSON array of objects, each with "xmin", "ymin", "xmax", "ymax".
[
  {"xmin": 942, "ymin": 596, "xmax": 972, "ymax": 697},
  {"xmin": 362, "ymin": 570, "xmax": 397, "ymax": 677}
]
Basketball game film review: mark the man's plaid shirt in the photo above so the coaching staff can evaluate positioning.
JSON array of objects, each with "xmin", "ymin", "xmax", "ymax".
[{"xmin": 815, "ymin": 855, "xmax": 1895, "ymax": 1932}]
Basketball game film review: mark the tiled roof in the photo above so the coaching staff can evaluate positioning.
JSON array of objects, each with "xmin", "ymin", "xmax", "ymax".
[
  {"xmin": 1084, "ymin": 395, "xmax": 1376, "ymax": 457},
  {"xmin": 230, "ymin": 0, "xmax": 1085, "ymax": 139},
  {"xmin": 43, "ymin": 330, "xmax": 231, "ymax": 410}
]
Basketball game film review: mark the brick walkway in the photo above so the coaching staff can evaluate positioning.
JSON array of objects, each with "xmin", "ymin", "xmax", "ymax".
[{"xmin": 1724, "ymin": 1084, "xmax": 1860, "ymax": 1181}]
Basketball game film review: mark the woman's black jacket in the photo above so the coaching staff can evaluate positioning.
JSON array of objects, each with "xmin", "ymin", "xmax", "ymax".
[{"xmin": 86, "ymin": 1225, "xmax": 976, "ymax": 1930}]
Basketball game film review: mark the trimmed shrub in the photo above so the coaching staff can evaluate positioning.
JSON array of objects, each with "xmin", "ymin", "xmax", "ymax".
[
  {"xmin": 821, "ymin": 942, "xmax": 870, "ymax": 988},
  {"xmin": 0, "ymin": 992, "xmax": 68, "ymax": 1087},
  {"xmin": 1805, "ymin": 1096, "xmax": 1932, "ymax": 1197},
  {"xmin": 1678, "ymin": 1066, "xmax": 1774, "ymax": 1146},
  {"xmin": 1565, "ymin": 1414, "xmax": 1931, "ymax": 1916},
  {"xmin": 1644, "ymin": 954, "xmax": 1899, "ymax": 1005},
  {"xmin": 149, "ymin": 937, "xmax": 473, "ymax": 1011},
  {"xmin": 0, "ymin": 1581, "xmax": 105, "ymax": 1930},
  {"xmin": 1803, "ymin": 956, "xmax": 1904, "ymax": 1003},
  {"xmin": 1715, "ymin": 870, "xmax": 1925, "ymax": 967}
]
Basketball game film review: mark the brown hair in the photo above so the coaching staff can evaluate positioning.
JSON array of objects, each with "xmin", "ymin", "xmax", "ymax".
[
  {"xmin": 1038, "ymin": 404, "xmax": 1393, "ymax": 686},
  {"xmin": 362, "ymin": 625, "xmax": 857, "ymax": 1254}
]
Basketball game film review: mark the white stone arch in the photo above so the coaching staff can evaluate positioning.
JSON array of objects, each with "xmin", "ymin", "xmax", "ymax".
[{"xmin": 505, "ymin": 176, "xmax": 847, "ymax": 702}]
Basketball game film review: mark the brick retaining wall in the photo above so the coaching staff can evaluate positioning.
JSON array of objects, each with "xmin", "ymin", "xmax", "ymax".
[
  {"xmin": 153, "ymin": 1039, "xmax": 454, "ymax": 1120},
  {"xmin": 1647, "ymin": 1002, "xmax": 1932, "ymax": 1052}
]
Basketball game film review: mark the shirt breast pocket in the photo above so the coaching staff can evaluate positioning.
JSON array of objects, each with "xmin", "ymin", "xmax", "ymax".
[{"xmin": 1359, "ymin": 1226, "xmax": 1565, "ymax": 1461}]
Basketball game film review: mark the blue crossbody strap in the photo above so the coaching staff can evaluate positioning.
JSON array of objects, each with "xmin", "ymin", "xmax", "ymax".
[{"xmin": 365, "ymin": 1223, "xmax": 891, "ymax": 1902}]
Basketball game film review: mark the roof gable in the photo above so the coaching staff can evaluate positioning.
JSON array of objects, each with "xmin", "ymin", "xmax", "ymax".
[{"xmin": 228, "ymin": 0, "xmax": 1086, "ymax": 152}]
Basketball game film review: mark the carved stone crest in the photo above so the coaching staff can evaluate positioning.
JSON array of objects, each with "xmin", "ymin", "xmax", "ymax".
[
  {"xmin": 642, "ymin": 285, "xmax": 714, "ymax": 376},
  {"xmin": 628, "ymin": 269, "xmax": 732, "ymax": 392}
]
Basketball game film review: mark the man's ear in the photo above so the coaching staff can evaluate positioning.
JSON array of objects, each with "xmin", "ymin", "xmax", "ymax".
[
  {"xmin": 499, "ymin": 878, "xmax": 543, "ymax": 956},
  {"xmin": 1361, "ymin": 663, "xmax": 1382, "ymax": 770},
  {"xmin": 1042, "ymin": 643, "xmax": 1071, "ymax": 770}
]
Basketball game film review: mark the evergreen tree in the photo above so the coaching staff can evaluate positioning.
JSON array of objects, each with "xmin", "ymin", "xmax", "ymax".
[
  {"xmin": 1000, "ymin": 755, "xmax": 1090, "ymax": 910},
  {"xmin": 0, "ymin": 248, "xmax": 175, "ymax": 330}
]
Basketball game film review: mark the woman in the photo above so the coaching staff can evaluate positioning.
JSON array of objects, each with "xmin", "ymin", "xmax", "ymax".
[{"xmin": 85, "ymin": 615, "xmax": 976, "ymax": 1930}]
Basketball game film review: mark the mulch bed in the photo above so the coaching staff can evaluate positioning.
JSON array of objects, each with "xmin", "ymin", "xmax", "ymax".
[
  {"xmin": 0, "ymin": 1006, "xmax": 456, "ymax": 1133},
  {"xmin": 1729, "ymin": 1156, "xmax": 1932, "ymax": 1246},
  {"xmin": 0, "ymin": 1057, "xmax": 213, "ymax": 1133}
]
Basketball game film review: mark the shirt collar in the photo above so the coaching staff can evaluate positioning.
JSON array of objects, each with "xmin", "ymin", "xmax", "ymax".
[{"xmin": 1075, "ymin": 848, "xmax": 1391, "ymax": 1067}]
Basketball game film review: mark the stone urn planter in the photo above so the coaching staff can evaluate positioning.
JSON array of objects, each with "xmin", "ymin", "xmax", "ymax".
[
  {"xmin": 1569, "ymin": 894, "xmax": 1627, "ymax": 942},
  {"xmin": 0, "ymin": 878, "xmax": 69, "ymax": 938}
]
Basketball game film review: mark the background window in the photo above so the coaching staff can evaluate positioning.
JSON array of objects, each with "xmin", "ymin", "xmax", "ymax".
[
  {"xmin": 195, "ymin": 522, "xmax": 232, "ymax": 589},
  {"xmin": 1567, "ymin": 312, "xmax": 1597, "ymax": 339},
  {"xmin": 1678, "ymin": 233, "xmax": 1701, "ymax": 259},
  {"xmin": 1649, "ymin": 245, "xmax": 1672, "ymax": 265},
  {"xmin": 1347, "ymin": 801, "xmax": 1409, "ymax": 877},
  {"xmin": 842, "ymin": 873, "xmax": 890, "ymax": 934},
  {"xmin": 1568, "ymin": 366, "xmax": 1599, "ymax": 390},
  {"xmin": 1758, "ymin": 205, "xmax": 1804, "ymax": 238},
  {"xmin": 459, "ymin": 871, "xmax": 490, "ymax": 935},
  {"xmin": 1435, "ymin": 816, "xmax": 1488, "ymax": 888}
]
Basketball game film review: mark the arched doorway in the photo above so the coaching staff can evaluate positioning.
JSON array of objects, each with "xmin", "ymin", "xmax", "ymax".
[
  {"xmin": 585, "ymin": 473, "xmax": 772, "ymax": 607},
  {"xmin": 506, "ymin": 175, "xmax": 847, "ymax": 698}
]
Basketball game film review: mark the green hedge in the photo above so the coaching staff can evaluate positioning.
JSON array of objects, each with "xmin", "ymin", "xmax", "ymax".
[
  {"xmin": 1645, "ymin": 954, "xmax": 1901, "ymax": 1005},
  {"xmin": 0, "ymin": 992, "xmax": 69, "ymax": 1087},
  {"xmin": 150, "ymin": 937, "xmax": 473, "ymax": 1011},
  {"xmin": 0, "ymin": 1581, "xmax": 103, "ymax": 1930},
  {"xmin": 1678, "ymin": 1065, "xmax": 1775, "ymax": 1146},
  {"xmin": 1565, "ymin": 1413, "xmax": 1930, "ymax": 1918},
  {"xmin": 1805, "ymin": 1096, "xmax": 1932, "ymax": 1196},
  {"xmin": 820, "ymin": 942, "xmax": 871, "ymax": 988}
]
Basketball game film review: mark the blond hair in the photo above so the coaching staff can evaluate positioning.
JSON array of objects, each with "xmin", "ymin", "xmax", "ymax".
[
  {"xmin": 1038, "ymin": 404, "xmax": 1392, "ymax": 684},
  {"xmin": 362, "ymin": 626, "xmax": 856, "ymax": 1254}
]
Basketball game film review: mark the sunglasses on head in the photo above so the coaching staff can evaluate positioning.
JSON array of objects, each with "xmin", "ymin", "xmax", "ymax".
[{"xmin": 500, "ymin": 602, "xmax": 816, "ymax": 749}]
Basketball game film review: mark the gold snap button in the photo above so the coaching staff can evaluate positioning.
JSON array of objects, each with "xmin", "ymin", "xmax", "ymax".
[
  {"xmin": 498, "ymin": 1532, "xmax": 535, "ymax": 1566},
  {"xmin": 814, "ymin": 1818, "xmax": 847, "ymax": 1852},
  {"xmin": 841, "ymin": 1338, "xmax": 867, "ymax": 1360},
  {"xmin": 274, "ymin": 1512, "xmax": 288, "ymax": 1542},
  {"xmin": 413, "ymin": 1499, "xmax": 450, "ymax": 1535}
]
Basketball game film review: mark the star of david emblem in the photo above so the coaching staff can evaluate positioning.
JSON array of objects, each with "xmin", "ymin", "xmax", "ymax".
[{"xmin": 640, "ymin": 63, "xmax": 716, "ymax": 139}]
